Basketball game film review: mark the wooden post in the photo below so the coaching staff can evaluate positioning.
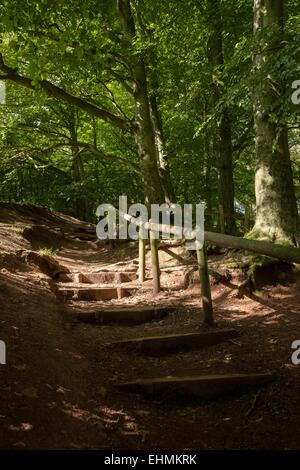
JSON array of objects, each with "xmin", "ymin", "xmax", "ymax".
[
  {"xmin": 138, "ymin": 232, "xmax": 146, "ymax": 283},
  {"xmin": 219, "ymin": 203, "xmax": 225, "ymax": 234},
  {"xmin": 149, "ymin": 220, "xmax": 160, "ymax": 295},
  {"xmin": 196, "ymin": 242, "xmax": 214, "ymax": 325},
  {"xmin": 244, "ymin": 206, "xmax": 250, "ymax": 232}
]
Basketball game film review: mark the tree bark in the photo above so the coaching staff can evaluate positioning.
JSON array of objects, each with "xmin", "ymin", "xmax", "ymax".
[
  {"xmin": 118, "ymin": 0, "xmax": 165, "ymax": 206},
  {"xmin": 251, "ymin": 0, "xmax": 299, "ymax": 244},
  {"xmin": 0, "ymin": 53, "xmax": 131, "ymax": 133},
  {"xmin": 70, "ymin": 117, "xmax": 88, "ymax": 221},
  {"xmin": 117, "ymin": 208, "xmax": 300, "ymax": 263},
  {"xmin": 138, "ymin": 232, "xmax": 146, "ymax": 283},
  {"xmin": 203, "ymin": 101, "xmax": 215, "ymax": 230},
  {"xmin": 72, "ymin": 146, "xmax": 88, "ymax": 221},
  {"xmin": 197, "ymin": 243, "xmax": 214, "ymax": 326},
  {"xmin": 206, "ymin": 0, "xmax": 236, "ymax": 235},
  {"xmin": 205, "ymin": 230, "xmax": 300, "ymax": 264},
  {"xmin": 149, "ymin": 93, "xmax": 175, "ymax": 204},
  {"xmin": 149, "ymin": 220, "xmax": 160, "ymax": 295}
]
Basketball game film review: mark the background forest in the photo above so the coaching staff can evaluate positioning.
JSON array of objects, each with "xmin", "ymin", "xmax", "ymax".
[{"xmin": 0, "ymin": 0, "xmax": 300, "ymax": 243}]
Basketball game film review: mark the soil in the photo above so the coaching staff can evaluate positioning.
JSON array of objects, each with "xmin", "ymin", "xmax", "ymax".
[{"xmin": 0, "ymin": 202, "xmax": 300, "ymax": 450}]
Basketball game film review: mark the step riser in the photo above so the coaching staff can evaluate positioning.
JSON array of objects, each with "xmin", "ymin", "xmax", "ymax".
[
  {"xmin": 59, "ymin": 287, "xmax": 133, "ymax": 301},
  {"xmin": 110, "ymin": 329, "xmax": 238, "ymax": 354},
  {"xmin": 116, "ymin": 373, "xmax": 274, "ymax": 400},
  {"xmin": 58, "ymin": 272, "xmax": 137, "ymax": 284},
  {"xmin": 76, "ymin": 307, "xmax": 174, "ymax": 324},
  {"xmin": 159, "ymin": 271, "xmax": 200, "ymax": 289}
]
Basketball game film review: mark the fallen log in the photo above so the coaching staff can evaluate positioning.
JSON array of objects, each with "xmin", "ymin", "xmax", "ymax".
[
  {"xmin": 204, "ymin": 231, "xmax": 300, "ymax": 264},
  {"xmin": 116, "ymin": 209, "xmax": 300, "ymax": 264}
]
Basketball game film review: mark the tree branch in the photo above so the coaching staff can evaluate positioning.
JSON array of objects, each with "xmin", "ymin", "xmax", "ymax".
[
  {"xmin": 77, "ymin": 142, "xmax": 141, "ymax": 175},
  {"xmin": 97, "ymin": 79, "xmax": 131, "ymax": 120},
  {"xmin": 106, "ymin": 69, "xmax": 134, "ymax": 94},
  {"xmin": 0, "ymin": 53, "xmax": 133, "ymax": 133}
]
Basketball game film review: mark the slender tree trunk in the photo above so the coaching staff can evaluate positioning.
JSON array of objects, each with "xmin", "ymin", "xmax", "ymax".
[
  {"xmin": 197, "ymin": 244, "xmax": 214, "ymax": 326},
  {"xmin": 134, "ymin": 4, "xmax": 175, "ymax": 204},
  {"xmin": 72, "ymin": 145, "xmax": 88, "ymax": 221},
  {"xmin": 138, "ymin": 233, "xmax": 146, "ymax": 282},
  {"xmin": 217, "ymin": 111, "xmax": 235, "ymax": 234},
  {"xmin": 118, "ymin": 0, "xmax": 165, "ymax": 206},
  {"xmin": 251, "ymin": 0, "xmax": 299, "ymax": 244},
  {"xmin": 206, "ymin": 0, "xmax": 236, "ymax": 235},
  {"xmin": 149, "ymin": 220, "xmax": 160, "ymax": 294},
  {"xmin": 204, "ymin": 139, "xmax": 213, "ymax": 229},
  {"xmin": 203, "ymin": 101, "xmax": 214, "ymax": 230},
  {"xmin": 149, "ymin": 93, "xmax": 175, "ymax": 204},
  {"xmin": 70, "ymin": 116, "xmax": 88, "ymax": 221}
]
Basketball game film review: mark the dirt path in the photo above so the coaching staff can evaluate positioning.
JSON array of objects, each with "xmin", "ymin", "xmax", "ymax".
[{"xmin": 0, "ymin": 204, "xmax": 300, "ymax": 450}]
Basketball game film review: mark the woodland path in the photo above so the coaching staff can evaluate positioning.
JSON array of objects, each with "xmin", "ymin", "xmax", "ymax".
[{"xmin": 0, "ymin": 206, "xmax": 300, "ymax": 449}]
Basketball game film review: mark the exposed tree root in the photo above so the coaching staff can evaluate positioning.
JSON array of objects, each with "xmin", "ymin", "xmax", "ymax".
[
  {"xmin": 246, "ymin": 227, "xmax": 299, "ymax": 248},
  {"xmin": 24, "ymin": 251, "xmax": 69, "ymax": 279},
  {"xmin": 236, "ymin": 272, "xmax": 257, "ymax": 298},
  {"xmin": 209, "ymin": 250, "xmax": 299, "ymax": 298}
]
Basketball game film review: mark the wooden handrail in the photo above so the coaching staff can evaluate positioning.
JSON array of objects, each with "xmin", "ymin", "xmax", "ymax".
[{"xmin": 119, "ymin": 209, "xmax": 300, "ymax": 263}]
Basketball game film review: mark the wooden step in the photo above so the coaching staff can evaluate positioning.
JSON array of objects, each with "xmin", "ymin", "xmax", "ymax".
[
  {"xmin": 76, "ymin": 305, "xmax": 175, "ymax": 324},
  {"xmin": 57, "ymin": 286, "xmax": 136, "ymax": 301},
  {"xmin": 116, "ymin": 373, "xmax": 274, "ymax": 400},
  {"xmin": 69, "ymin": 229, "xmax": 96, "ymax": 241},
  {"xmin": 69, "ymin": 234, "xmax": 96, "ymax": 241},
  {"xmin": 58, "ymin": 271, "xmax": 137, "ymax": 284},
  {"xmin": 108, "ymin": 328, "xmax": 238, "ymax": 353}
]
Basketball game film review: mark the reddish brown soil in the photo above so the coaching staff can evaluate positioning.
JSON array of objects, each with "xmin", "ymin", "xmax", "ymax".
[{"xmin": 0, "ymin": 203, "xmax": 300, "ymax": 450}]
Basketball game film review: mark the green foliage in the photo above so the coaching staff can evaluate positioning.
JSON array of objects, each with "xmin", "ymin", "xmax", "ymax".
[
  {"xmin": 0, "ymin": 0, "xmax": 299, "ymax": 231},
  {"xmin": 37, "ymin": 247, "xmax": 58, "ymax": 257}
]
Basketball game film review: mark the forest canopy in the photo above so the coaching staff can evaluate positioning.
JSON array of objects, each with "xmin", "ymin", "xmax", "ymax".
[{"xmin": 0, "ymin": 0, "xmax": 300, "ymax": 244}]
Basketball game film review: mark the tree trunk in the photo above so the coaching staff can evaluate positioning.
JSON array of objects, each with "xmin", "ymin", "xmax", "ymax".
[
  {"xmin": 149, "ymin": 93, "xmax": 175, "ymax": 204},
  {"xmin": 149, "ymin": 220, "xmax": 161, "ymax": 295},
  {"xmin": 217, "ymin": 111, "xmax": 236, "ymax": 234},
  {"xmin": 206, "ymin": 0, "xmax": 236, "ymax": 235},
  {"xmin": 203, "ymin": 101, "xmax": 215, "ymax": 230},
  {"xmin": 205, "ymin": 230, "xmax": 300, "ymax": 264},
  {"xmin": 251, "ymin": 0, "xmax": 299, "ymax": 244},
  {"xmin": 197, "ymin": 243, "xmax": 214, "ymax": 326},
  {"xmin": 72, "ymin": 145, "xmax": 88, "ymax": 221},
  {"xmin": 138, "ymin": 233, "xmax": 146, "ymax": 283},
  {"xmin": 118, "ymin": 0, "xmax": 165, "ymax": 206}
]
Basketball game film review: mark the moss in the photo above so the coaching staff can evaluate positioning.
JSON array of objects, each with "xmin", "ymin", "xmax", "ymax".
[
  {"xmin": 11, "ymin": 225, "xmax": 27, "ymax": 234},
  {"xmin": 253, "ymin": 290, "xmax": 263, "ymax": 297},
  {"xmin": 277, "ymin": 271, "xmax": 288, "ymax": 281},
  {"xmin": 37, "ymin": 247, "xmax": 58, "ymax": 258},
  {"xmin": 222, "ymin": 262, "xmax": 241, "ymax": 268},
  {"xmin": 245, "ymin": 228, "xmax": 296, "ymax": 247},
  {"xmin": 245, "ymin": 229, "xmax": 262, "ymax": 241},
  {"xmin": 0, "ymin": 252, "xmax": 8, "ymax": 264}
]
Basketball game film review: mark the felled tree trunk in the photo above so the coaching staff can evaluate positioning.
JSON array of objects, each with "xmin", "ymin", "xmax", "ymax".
[
  {"xmin": 251, "ymin": 0, "xmax": 299, "ymax": 245},
  {"xmin": 205, "ymin": 230, "xmax": 300, "ymax": 264}
]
